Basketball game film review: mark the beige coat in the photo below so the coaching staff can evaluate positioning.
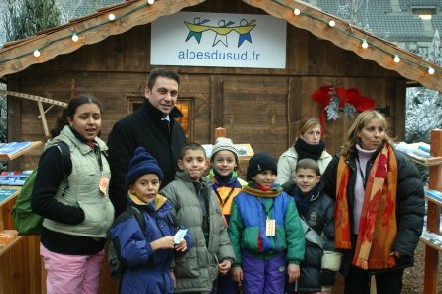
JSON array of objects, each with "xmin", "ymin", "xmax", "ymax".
[{"xmin": 276, "ymin": 146, "xmax": 332, "ymax": 185}]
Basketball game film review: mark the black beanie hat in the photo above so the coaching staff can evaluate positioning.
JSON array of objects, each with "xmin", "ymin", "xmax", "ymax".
[
  {"xmin": 246, "ymin": 152, "xmax": 277, "ymax": 181},
  {"xmin": 126, "ymin": 147, "xmax": 164, "ymax": 187}
]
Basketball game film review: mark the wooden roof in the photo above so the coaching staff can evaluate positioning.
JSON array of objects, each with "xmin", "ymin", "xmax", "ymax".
[{"xmin": 0, "ymin": 0, "xmax": 441, "ymax": 92}]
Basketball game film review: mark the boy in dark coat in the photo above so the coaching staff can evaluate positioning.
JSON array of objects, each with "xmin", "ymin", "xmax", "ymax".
[{"xmin": 283, "ymin": 159, "xmax": 342, "ymax": 293}]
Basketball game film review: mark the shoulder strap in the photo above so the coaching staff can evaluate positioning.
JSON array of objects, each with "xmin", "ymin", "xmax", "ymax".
[
  {"xmin": 128, "ymin": 206, "xmax": 146, "ymax": 233},
  {"xmin": 169, "ymin": 213, "xmax": 180, "ymax": 228},
  {"xmin": 149, "ymin": 204, "xmax": 179, "ymax": 229},
  {"xmin": 300, "ymin": 216, "xmax": 325, "ymax": 249},
  {"xmin": 54, "ymin": 141, "xmax": 71, "ymax": 177}
]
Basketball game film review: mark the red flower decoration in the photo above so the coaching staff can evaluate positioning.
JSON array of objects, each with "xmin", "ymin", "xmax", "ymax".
[{"xmin": 312, "ymin": 86, "xmax": 376, "ymax": 133}]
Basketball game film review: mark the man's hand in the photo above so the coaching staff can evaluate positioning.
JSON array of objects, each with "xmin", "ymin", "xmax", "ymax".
[{"xmin": 287, "ymin": 264, "xmax": 300, "ymax": 284}]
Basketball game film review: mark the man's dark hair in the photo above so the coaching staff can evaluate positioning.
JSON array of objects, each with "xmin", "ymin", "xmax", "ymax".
[{"xmin": 146, "ymin": 68, "xmax": 180, "ymax": 89}]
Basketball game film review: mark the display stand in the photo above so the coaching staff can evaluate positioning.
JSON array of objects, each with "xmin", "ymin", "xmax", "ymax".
[
  {"xmin": 0, "ymin": 141, "xmax": 42, "ymax": 161},
  {"xmin": 0, "ymin": 141, "xmax": 42, "ymax": 294},
  {"xmin": 405, "ymin": 130, "xmax": 442, "ymax": 294}
]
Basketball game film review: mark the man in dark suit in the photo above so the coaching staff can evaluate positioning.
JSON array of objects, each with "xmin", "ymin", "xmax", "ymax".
[{"xmin": 107, "ymin": 68, "xmax": 186, "ymax": 216}]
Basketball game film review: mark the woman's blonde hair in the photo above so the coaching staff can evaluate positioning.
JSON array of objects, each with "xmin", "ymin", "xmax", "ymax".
[
  {"xmin": 298, "ymin": 118, "xmax": 321, "ymax": 137},
  {"xmin": 341, "ymin": 110, "xmax": 394, "ymax": 157}
]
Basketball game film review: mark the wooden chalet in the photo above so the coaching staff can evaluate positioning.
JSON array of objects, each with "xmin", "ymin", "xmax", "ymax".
[
  {"xmin": 0, "ymin": 0, "xmax": 441, "ymax": 293},
  {"xmin": 0, "ymin": 0, "xmax": 441, "ymax": 168}
]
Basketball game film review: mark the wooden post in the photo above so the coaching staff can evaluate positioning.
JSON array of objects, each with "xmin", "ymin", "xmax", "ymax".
[
  {"xmin": 424, "ymin": 129, "xmax": 442, "ymax": 294},
  {"xmin": 214, "ymin": 127, "xmax": 226, "ymax": 141},
  {"xmin": 0, "ymin": 201, "xmax": 3, "ymax": 232}
]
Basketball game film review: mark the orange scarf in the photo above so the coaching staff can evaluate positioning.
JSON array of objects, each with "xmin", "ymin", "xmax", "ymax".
[{"xmin": 335, "ymin": 143, "xmax": 397, "ymax": 269}]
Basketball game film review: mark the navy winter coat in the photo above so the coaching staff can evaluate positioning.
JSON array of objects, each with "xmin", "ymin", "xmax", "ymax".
[{"xmin": 108, "ymin": 194, "xmax": 191, "ymax": 294}]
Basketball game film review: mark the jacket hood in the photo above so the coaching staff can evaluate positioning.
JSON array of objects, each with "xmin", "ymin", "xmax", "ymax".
[{"xmin": 127, "ymin": 191, "xmax": 171, "ymax": 212}]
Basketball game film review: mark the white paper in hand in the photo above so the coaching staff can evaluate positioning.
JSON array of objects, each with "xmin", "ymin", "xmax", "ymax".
[{"xmin": 174, "ymin": 229, "xmax": 187, "ymax": 244}]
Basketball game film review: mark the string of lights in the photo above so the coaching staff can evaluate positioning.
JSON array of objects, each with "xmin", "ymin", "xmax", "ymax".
[
  {"xmin": 0, "ymin": 0, "xmax": 155, "ymax": 64},
  {"xmin": 270, "ymin": 0, "xmax": 438, "ymax": 75},
  {"xmin": 0, "ymin": 0, "xmax": 438, "ymax": 78}
]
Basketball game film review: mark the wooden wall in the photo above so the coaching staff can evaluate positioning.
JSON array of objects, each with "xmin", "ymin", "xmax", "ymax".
[{"xmin": 7, "ymin": 0, "xmax": 405, "ymax": 169}]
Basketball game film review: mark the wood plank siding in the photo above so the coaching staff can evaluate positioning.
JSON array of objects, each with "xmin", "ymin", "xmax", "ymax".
[{"xmin": 8, "ymin": 21, "xmax": 404, "ymax": 167}]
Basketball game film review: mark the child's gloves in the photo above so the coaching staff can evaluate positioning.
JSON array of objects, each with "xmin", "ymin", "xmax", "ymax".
[{"xmin": 319, "ymin": 269, "xmax": 336, "ymax": 286}]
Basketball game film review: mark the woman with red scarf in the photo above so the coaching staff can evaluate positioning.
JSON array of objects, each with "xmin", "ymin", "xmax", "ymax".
[{"xmin": 322, "ymin": 110, "xmax": 424, "ymax": 294}]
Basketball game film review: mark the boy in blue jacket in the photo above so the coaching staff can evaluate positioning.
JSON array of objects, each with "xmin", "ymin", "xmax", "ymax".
[{"xmin": 108, "ymin": 147, "xmax": 191, "ymax": 294}]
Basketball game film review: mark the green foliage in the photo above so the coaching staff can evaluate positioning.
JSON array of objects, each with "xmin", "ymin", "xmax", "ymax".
[{"xmin": 4, "ymin": 0, "xmax": 61, "ymax": 42}]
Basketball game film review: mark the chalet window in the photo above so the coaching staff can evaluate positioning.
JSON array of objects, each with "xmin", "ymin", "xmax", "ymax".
[{"xmin": 127, "ymin": 97, "xmax": 193, "ymax": 141}]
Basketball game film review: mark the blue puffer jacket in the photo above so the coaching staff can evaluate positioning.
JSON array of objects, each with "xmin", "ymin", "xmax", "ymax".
[{"xmin": 108, "ymin": 193, "xmax": 191, "ymax": 294}]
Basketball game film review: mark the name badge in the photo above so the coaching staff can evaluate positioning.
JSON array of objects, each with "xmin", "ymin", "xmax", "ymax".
[
  {"xmin": 266, "ymin": 219, "xmax": 276, "ymax": 236},
  {"xmin": 99, "ymin": 176, "xmax": 110, "ymax": 196}
]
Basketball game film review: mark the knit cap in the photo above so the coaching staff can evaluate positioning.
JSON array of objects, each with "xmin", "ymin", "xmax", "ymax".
[
  {"xmin": 246, "ymin": 152, "xmax": 277, "ymax": 181},
  {"xmin": 126, "ymin": 147, "xmax": 164, "ymax": 187},
  {"xmin": 210, "ymin": 137, "xmax": 240, "ymax": 165}
]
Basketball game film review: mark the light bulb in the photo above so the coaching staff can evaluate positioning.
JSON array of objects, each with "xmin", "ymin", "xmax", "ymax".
[
  {"xmin": 393, "ymin": 55, "xmax": 400, "ymax": 63},
  {"xmin": 147, "ymin": 0, "xmax": 155, "ymax": 4},
  {"xmin": 71, "ymin": 34, "xmax": 79, "ymax": 42},
  {"xmin": 33, "ymin": 50, "xmax": 41, "ymax": 57},
  {"xmin": 108, "ymin": 13, "xmax": 116, "ymax": 21},
  {"xmin": 428, "ymin": 67, "xmax": 435, "ymax": 75},
  {"xmin": 328, "ymin": 20, "xmax": 335, "ymax": 27},
  {"xmin": 294, "ymin": 9, "xmax": 301, "ymax": 15},
  {"xmin": 361, "ymin": 40, "xmax": 368, "ymax": 49}
]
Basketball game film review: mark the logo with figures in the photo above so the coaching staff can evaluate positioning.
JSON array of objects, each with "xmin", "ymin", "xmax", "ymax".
[{"xmin": 184, "ymin": 17, "xmax": 256, "ymax": 48}]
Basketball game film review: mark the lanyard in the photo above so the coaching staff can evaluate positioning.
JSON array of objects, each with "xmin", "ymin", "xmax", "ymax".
[
  {"xmin": 214, "ymin": 186, "xmax": 236, "ymax": 206},
  {"xmin": 355, "ymin": 156, "xmax": 366, "ymax": 189},
  {"xmin": 94, "ymin": 147, "xmax": 103, "ymax": 172},
  {"xmin": 257, "ymin": 197, "xmax": 275, "ymax": 219}
]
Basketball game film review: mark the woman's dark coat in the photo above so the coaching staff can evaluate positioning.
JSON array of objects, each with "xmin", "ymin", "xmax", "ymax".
[{"xmin": 322, "ymin": 148, "xmax": 425, "ymax": 275}]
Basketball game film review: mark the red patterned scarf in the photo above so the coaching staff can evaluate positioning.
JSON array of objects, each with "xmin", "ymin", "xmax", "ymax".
[{"xmin": 335, "ymin": 143, "xmax": 397, "ymax": 269}]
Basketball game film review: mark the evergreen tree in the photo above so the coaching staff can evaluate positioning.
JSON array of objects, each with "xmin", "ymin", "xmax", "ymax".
[
  {"xmin": 1, "ymin": 0, "xmax": 61, "ymax": 142},
  {"xmin": 405, "ymin": 29, "xmax": 442, "ymax": 144},
  {"xmin": 4, "ymin": 0, "xmax": 61, "ymax": 42}
]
